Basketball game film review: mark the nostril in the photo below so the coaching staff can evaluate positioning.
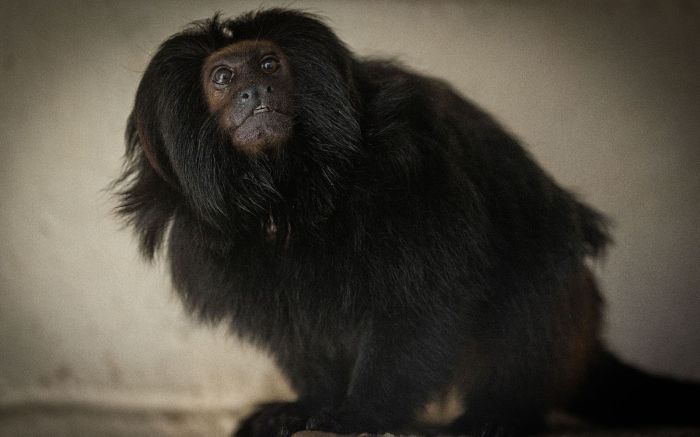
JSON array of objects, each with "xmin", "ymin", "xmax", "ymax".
[
  {"xmin": 266, "ymin": 86, "xmax": 273, "ymax": 93},
  {"xmin": 241, "ymin": 92, "xmax": 249, "ymax": 100}
]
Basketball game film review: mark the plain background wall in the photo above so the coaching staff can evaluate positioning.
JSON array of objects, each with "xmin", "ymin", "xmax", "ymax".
[{"xmin": 1, "ymin": 1, "xmax": 699, "ymax": 435}]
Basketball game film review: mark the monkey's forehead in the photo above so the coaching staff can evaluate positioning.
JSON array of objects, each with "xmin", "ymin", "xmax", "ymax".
[{"xmin": 205, "ymin": 40, "xmax": 283, "ymax": 65}]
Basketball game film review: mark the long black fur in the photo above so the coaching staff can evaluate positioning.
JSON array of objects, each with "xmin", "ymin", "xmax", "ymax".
[{"xmin": 115, "ymin": 9, "xmax": 699, "ymax": 436}]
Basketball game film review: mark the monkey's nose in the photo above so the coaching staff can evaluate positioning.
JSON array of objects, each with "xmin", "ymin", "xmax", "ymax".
[{"xmin": 238, "ymin": 87, "xmax": 259, "ymax": 102}]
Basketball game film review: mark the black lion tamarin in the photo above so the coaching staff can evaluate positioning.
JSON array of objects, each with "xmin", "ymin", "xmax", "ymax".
[{"xmin": 114, "ymin": 9, "xmax": 700, "ymax": 436}]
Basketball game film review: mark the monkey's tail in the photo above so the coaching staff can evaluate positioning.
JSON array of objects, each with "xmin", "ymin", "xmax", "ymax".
[{"xmin": 566, "ymin": 348, "xmax": 700, "ymax": 427}]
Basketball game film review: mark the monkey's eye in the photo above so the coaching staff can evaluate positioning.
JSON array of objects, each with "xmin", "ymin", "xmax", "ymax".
[
  {"xmin": 212, "ymin": 67, "xmax": 234, "ymax": 85},
  {"xmin": 260, "ymin": 57, "xmax": 280, "ymax": 74}
]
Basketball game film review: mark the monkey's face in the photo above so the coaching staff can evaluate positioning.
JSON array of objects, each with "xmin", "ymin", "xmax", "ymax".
[{"xmin": 202, "ymin": 40, "xmax": 294, "ymax": 154}]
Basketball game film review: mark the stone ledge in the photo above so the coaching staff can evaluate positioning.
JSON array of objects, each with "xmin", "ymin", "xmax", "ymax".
[
  {"xmin": 294, "ymin": 430, "xmax": 700, "ymax": 437},
  {"xmin": 1, "ymin": 405, "xmax": 697, "ymax": 437}
]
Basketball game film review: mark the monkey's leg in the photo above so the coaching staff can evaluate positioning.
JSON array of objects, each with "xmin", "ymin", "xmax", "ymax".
[
  {"xmin": 234, "ymin": 349, "xmax": 348, "ymax": 437},
  {"xmin": 443, "ymin": 266, "xmax": 602, "ymax": 437},
  {"xmin": 445, "ymin": 327, "xmax": 560, "ymax": 436},
  {"xmin": 305, "ymin": 317, "xmax": 461, "ymax": 434},
  {"xmin": 448, "ymin": 372, "xmax": 546, "ymax": 437}
]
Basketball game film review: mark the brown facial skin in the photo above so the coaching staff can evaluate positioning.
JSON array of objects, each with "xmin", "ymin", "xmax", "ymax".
[{"xmin": 202, "ymin": 40, "xmax": 294, "ymax": 154}]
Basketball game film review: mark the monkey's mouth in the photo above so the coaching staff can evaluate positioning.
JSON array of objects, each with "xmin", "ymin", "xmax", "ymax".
[
  {"xmin": 232, "ymin": 110, "xmax": 293, "ymax": 153},
  {"xmin": 253, "ymin": 105, "xmax": 271, "ymax": 115}
]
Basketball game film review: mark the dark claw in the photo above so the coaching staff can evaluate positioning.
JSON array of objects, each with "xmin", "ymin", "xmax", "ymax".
[
  {"xmin": 233, "ymin": 402, "xmax": 307, "ymax": 437},
  {"xmin": 305, "ymin": 409, "xmax": 347, "ymax": 433}
]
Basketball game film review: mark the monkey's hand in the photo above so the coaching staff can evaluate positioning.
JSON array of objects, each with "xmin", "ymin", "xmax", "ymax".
[
  {"xmin": 305, "ymin": 406, "xmax": 380, "ymax": 434},
  {"xmin": 234, "ymin": 401, "xmax": 308, "ymax": 437},
  {"xmin": 305, "ymin": 409, "xmax": 348, "ymax": 434}
]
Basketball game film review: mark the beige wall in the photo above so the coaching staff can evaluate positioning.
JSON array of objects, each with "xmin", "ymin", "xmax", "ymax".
[{"xmin": 1, "ymin": 1, "xmax": 699, "ymax": 435}]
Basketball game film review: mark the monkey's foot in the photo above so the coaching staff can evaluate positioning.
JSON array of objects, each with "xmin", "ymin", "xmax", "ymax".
[
  {"xmin": 305, "ymin": 407, "xmax": 384, "ymax": 435},
  {"xmin": 305, "ymin": 409, "xmax": 349, "ymax": 434},
  {"xmin": 234, "ymin": 401, "xmax": 308, "ymax": 437}
]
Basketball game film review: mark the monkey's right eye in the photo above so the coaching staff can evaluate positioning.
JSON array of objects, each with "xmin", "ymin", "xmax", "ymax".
[{"xmin": 212, "ymin": 67, "xmax": 234, "ymax": 85}]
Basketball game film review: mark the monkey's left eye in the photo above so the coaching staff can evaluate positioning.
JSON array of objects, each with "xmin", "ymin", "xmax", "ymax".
[
  {"xmin": 260, "ymin": 57, "xmax": 280, "ymax": 74},
  {"xmin": 212, "ymin": 67, "xmax": 234, "ymax": 85}
]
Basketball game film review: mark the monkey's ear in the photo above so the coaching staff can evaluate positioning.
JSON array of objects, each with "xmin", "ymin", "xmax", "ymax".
[
  {"xmin": 113, "ymin": 112, "xmax": 178, "ymax": 259},
  {"xmin": 127, "ymin": 110, "xmax": 177, "ymax": 187}
]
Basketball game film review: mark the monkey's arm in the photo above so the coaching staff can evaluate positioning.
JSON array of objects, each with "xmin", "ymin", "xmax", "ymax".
[{"xmin": 305, "ymin": 311, "xmax": 466, "ymax": 434}]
